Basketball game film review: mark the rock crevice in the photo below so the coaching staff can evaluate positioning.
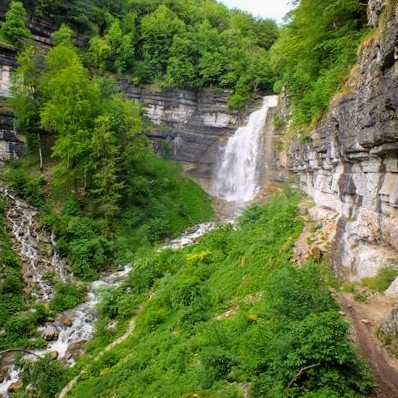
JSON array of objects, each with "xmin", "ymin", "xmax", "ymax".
[{"xmin": 288, "ymin": 6, "xmax": 398, "ymax": 281}]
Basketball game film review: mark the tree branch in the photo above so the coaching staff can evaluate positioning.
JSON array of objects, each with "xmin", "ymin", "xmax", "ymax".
[
  {"xmin": 0, "ymin": 349, "xmax": 42, "ymax": 359},
  {"xmin": 285, "ymin": 363, "xmax": 321, "ymax": 395}
]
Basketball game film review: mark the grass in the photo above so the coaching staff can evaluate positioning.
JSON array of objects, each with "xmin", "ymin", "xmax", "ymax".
[
  {"xmin": 61, "ymin": 189, "xmax": 372, "ymax": 398},
  {"xmin": 361, "ymin": 265, "xmax": 398, "ymax": 293}
]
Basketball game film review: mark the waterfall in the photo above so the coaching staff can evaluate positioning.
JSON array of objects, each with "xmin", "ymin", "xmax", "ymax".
[{"xmin": 212, "ymin": 96, "xmax": 278, "ymax": 204}]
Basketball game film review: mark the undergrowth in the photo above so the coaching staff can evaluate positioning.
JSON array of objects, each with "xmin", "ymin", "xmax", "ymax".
[{"xmin": 48, "ymin": 190, "xmax": 373, "ymax": 398}]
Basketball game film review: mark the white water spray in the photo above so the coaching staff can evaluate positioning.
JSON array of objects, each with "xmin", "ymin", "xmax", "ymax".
[{"xmin": 212, "ymin": 96, "xmax": 278, "ymax": 204}]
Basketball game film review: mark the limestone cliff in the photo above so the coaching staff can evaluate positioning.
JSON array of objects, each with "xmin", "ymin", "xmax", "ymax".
[
  {"xmin": 288, "ymin": 0, "xmax": 398, "ymax": 282},
  {"xmin": 0, "ymin": 42, "xmax": 24, "ymax": 160},
  {"xmin": 0, "ymin": 41, "xmax": 247, "ymax": 183},
  {"xmin": 123, "ymin": 85, "xmax": 251, "ymax": 185}
]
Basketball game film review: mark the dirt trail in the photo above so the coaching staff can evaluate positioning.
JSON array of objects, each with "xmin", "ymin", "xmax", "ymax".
[
  {"xmin": 338, "ymin": 293, "xmax": 398, "ymax": 398},
  {"xmin": 58, "ymin": 317, "xmax": 137, "ymax": 398}
]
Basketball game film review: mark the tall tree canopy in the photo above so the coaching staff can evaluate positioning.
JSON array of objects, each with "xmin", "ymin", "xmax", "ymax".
[
  {"xmin": 5, "ymin": 0, "xmax": 279, "ymax": 108},
  {"xmin": 270, "ymin": 0, "xmax": 368, "ymax": 126}
]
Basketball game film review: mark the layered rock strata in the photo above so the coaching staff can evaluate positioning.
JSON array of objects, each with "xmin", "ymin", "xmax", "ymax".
[
  {"xmin": 288, "ymin": 2, "xmax": 398, "ymax": 280},
  {"xmin": 0, "ymin": 42, "xmax": 24, "ymax": 160},
  {"xmin": 123, "ymin": 85, "xmax": 252, "ymax": 185}
]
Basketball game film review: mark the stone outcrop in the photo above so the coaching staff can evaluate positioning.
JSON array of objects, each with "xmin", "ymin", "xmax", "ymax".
[
  {"xmin": 41, "ymin": 323, "xmax": 60, "ymax": 341},
  {"xmin": 0, "ymin": 42, "xmax": 24, "ymax": 161},
  {"xmin": 380, "ymin": 307, "xmax": 398, "ymax": 335},
  {"xmin": 288, "ymin": 5, "xmax": 398, "ymax": 281},
  {"xmin": 123, "ymin": 85, "xmax": 254, "ymax": 185}
]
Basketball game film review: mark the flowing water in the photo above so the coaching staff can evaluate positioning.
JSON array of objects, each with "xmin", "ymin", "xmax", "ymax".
[
  {"xmin": 212, "ymin": 96, "xmax": 278, "ymax": 205},
  {"xmin": 0, "ymin": 96, "xmax": 278, "ymax": 395},
  {"xmin": 0, "ymin": 199, "xmax": 228, "ymax": 396}
]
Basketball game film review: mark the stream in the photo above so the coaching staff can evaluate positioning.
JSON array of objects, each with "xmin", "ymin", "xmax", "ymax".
[
  {"xmin": 0, "ymin": 193, "xmax": 225, "ymax": 396},
  {"xmin": 0, "ymin": 96, "xmax": 278, "ymax": 396}
]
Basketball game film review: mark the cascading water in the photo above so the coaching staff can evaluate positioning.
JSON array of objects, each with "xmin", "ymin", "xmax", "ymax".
[
  {"xmin": 1, "ymin": 188, "xmax": 73, "ymax": 301},
  {"xmin": 0, "ymin": 194, "xmax": 227, "ymax": 396},
  {"xmin": 0, "ymin": 97, "xmax": 278, "ymax": 395},
  {"xmin": 212, "ymin": 96, "xmax": 278, "ymax": 204}
]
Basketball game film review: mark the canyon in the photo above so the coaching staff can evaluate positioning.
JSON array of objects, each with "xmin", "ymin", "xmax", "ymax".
[{"xmin": 1, "ymin": 1, "xmax": 398, "ymax": 286}]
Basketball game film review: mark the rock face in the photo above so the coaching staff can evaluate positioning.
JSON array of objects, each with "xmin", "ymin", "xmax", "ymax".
[
  {"xmin": 42, "ymin": 323, "xmax": 60, "ymax": 341},
  {"xmin": 380, "ymin": 307, "xmax": 398, "ymax": 335},
  {"xmin": 123, "ymin": 85, "xmax": 253, "ymax": 185},
  {"xmin": 0, "ymin": 42, "xmax": 24, "ymax": 161},
  {"xmin": 288, "ymin": 5, "xmax": 398, "ymax": 281}
]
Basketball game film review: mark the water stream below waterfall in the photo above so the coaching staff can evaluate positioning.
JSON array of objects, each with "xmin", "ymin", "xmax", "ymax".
[
  {"xmin": 0, "ymin": 96, "xmax": 278, "ymax": 396},
  {"xmin": 0, "ymin": 196, "xmax": 229, "ymax": 396}
]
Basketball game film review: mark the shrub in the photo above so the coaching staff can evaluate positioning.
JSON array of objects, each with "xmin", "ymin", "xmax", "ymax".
[{"xmin": 50, "ymin": 281, "xmax": 86, "ymax": 312}]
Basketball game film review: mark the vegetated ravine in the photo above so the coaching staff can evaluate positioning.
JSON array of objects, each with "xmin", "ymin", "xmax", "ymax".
[
  {"xmin": 3, "ymin": 0, "xmax": 398, "ymax": 396},
  {"xmin": 0, "ymin": 97, "xmax": 278, "ymax": 396}
]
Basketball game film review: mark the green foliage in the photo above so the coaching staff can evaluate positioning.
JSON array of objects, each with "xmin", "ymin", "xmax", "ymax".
[
  {"xmin": 0, "ymin": 198, "xmax": 25, "ymax": 336},
  {"xmin": 9, "ymin": 45, "xmax": 44, "ymax": 152},
  {"xmin": 9, "ymin": 35, "xmax": 213, "ymax": 279},
  {"xmin": 2, "ymin": 162, "xmax": 44, "ymax": 207},
  {"xmin": 0, "ymin": 199, "xmax": 50, "ymax": 351},
  {"xmin": 49, "ymin": 281, "xmax": 86, "ymax": 312},
  {"xmin": 0, "ymin": 1, "xmax": 30, "ymax": 47},
  {"xmin": 51, "ymin": 24, "xmax": 74, "ymax": 46},
  {"xmin": 19, "ymin": 355, "xmax": 69, "ymax": 398},
  {"xmin": 16, "ymin": 0, "xmax": 279, "ymax": 105},
  {"xmin": 361, "ymin": 265, "xmax": 398, "ymax": 293},
  {"xmin": 67, "ymin": 192, "xmax": 371, "ymax": 397},
  {"xmin": 270, "ymin": 0, "xmax": 368, "ymax": 126}
]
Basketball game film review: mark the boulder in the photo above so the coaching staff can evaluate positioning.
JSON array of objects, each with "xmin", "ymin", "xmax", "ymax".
[
  {"xmin": 48, "ymin": 351, "xmax": 59, "ymax": 360},
  {"xmin": 385, "ymin": 277, "xmax": 398, "ymax": 298},
  {"xmin": 41, "ymin": 323, "xmax": 59, "ymax": 341},
  {"xmin": 58, "ymin": 315, "xmax": 73, "ymax": 327},
  {"xmin": 0, "ymin": 365, "xmax": 7, "ymax": 384},
  {"xmin": 8, "ymin": 381, "xmax": 23, "ymax": 392},
  {"xmin": 65, "ymin": 340, "xmax": 87, "ymax": 361},
  {"xmin": 380, "ymin": 307, "xmax": 398, "ymax": 336}
]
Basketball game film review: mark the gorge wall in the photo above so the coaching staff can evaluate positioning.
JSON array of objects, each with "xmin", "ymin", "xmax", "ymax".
[
  {"xmin": 0, "ymin": 42, "xmax": 24, "ymax": 160},
  {"xmin": 288, "ymin": 0, "xmax": 398, "ymax": 283},
  {"xmin": 3, "ymin": 0, "xmax": 397, "ymax": 284},
  {"xmin": 123, "ymin": 85, "xmax": 251, "ymax": 186},
  {"xmin": 0, "ymin": 40, "xmax": 249, "ymax": 184}
]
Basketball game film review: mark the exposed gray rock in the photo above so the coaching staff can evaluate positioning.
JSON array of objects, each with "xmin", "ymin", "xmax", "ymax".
[
  {"xmin": 288, "ymin": 4, "xmax": 398, "ymax": 281},
  {"xmin": 385, "ymin": 277, "xmax": 398, "ymax": 298},
  {"xmin": 368, "ymin": 0, "xmax": 386, "ymax": 28},
  {"xmin": 41, "ymin": 323, "xmax": 59, "ymax": 341},
  {"xmin": 380, "ymin": 307, "xmax": 398, "ymax": 335},
  {"xmin": 122, "ymin": 85, "xmax": 256, "ymax": 184}
]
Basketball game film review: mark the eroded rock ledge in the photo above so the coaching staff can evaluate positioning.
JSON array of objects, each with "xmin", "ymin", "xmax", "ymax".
[
  {"xmin": 123, "ymin": 85, "xmax": 253, "ymax": 185},
  {"xmin": 288, "ymin": 1, "xmax": 398, "ymax": 281}
]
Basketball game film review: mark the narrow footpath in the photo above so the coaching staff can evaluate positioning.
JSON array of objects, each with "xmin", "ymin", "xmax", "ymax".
[{"xmin": 338, "ymin": 293, "xmax": 398, "ymax": 398}]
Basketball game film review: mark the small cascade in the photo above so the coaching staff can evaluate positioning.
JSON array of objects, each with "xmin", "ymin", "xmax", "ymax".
[
  {"xmin": 0, "ymin": 194, "xmax": 226, "ymax": 396},
  {"xmin": 212, "ymin": 96, "xmax": 278, "ymax": 205},
  {"xmin": 1, "ymin": 188, "xmax": 72, "ymax": 301}
]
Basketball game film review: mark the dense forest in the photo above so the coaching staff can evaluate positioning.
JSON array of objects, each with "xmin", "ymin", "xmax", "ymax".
[{"xmin": 0, "ymin": 0, "xmax": 378, "ymax": 397}]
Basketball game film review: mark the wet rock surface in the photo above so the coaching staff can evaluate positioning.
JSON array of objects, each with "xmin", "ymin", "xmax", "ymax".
[{"xmin": 41, "ymin": 323, "xmax": 60, "ymax": 341}]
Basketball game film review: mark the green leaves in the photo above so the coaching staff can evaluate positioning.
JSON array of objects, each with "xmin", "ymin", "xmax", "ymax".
[
  {"xmin": 0, "ymin": 1, "xmax": 30, "ymax": 47},
  {"xmin": 270, "ymin": 0, "xmax": 368, "ymax": 126},
  {"xmin": 66, "ymin": 192, "xmax": 372, "ymax": 397}
]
